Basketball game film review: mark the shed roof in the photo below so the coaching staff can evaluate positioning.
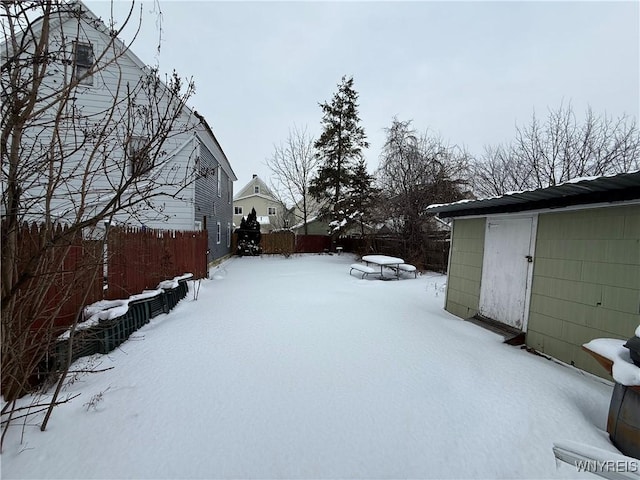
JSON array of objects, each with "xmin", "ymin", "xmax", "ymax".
[{"xmin": 426, "ymin": 171, "xmax": 640, "ymax": 218}]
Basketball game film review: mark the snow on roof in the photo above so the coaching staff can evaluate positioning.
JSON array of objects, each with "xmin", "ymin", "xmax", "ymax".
[
  {"xmin": 290, "ymin": 215, "xmax": 320, "ymax": 230},
  {"xmin": 426, "ymin": 170, "xmax": 640, "ymax": 217}
]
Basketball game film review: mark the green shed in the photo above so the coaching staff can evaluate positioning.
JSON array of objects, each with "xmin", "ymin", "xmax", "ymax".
[{"xmin": 427, "ymin": 172, "xmax": 640, "ymax": 379}]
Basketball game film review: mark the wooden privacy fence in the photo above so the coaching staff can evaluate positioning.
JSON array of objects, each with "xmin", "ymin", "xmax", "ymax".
[
  {"xmin": 106, "ymin": 226, "xmax": 208, "ymax": 299},
  {"xmin": 234, "ymin": 232, "xmax": 333, "ymax": 255},
  {"xmin": 1, "ymin": 221, "xmax": 104, "ymax": 398},
  {"xmin": 295, "ymin": 234, "xmax": 331, "ymax": 253},
  {"xmin": 1, "ymin": 221, "xmax": 207, "ymax": 399},
  {"xmin": 3, "ymin": 222, "xmax": 104, "ymax": 330},
  {"xmin": 338, "ymin": 233, "xmax": 451, "ymax": 273},
  {"xmin": 372, "ymin": 233, "xmax": 450, "ymax": 273}
]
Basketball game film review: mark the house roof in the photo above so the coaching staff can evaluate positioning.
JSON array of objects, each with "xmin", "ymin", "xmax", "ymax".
[
  {"xmin": 193, "ymin": 111, "xmax": 236, "ymax": 181},
  {"xmin": 234, "ymin": 175, "xmax": 277, "ymax": 201},
  {"xmin": 426, "ymin": 171, "xmax": 640, "ymax": 218}
]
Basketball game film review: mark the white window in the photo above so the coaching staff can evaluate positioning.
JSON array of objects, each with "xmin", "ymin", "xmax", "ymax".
[
  {"xmin": 228, "ymin": 179, "xmax": 232, "ymax": 204},
  {"xmin": 226, "ymin": 223, "xmax": 231, "ymax": 248},
  {"xmin": 73, "ymin": 41, "xmax": 94, "ymax": 85},
  {"xmin": 268, "ymin": 207, "xmax": 276, "ymax": 215},
  {"xmin": 234, "ymin": 206, "xmax": 243, "ymax": 215},
  {"xmin": 128, "ymin": 136, "xmax": 151, "ymax": 176},
  {"xmin": 217, "ymin": 166, "xmax": 222, "ymax": 197},
  {"xmin": 194, "ymin": 220, "xmax": 202, "ymax": 231},
  {"xmin": 216, "ymin": 222, "xmax": 221, "ymax": 244},
  {"xmin": 254, "ymin": 185, "xmax": 260, "ymax": 194}
]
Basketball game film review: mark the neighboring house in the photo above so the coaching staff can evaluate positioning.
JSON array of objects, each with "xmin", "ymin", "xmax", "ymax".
[
  {"xmin": 289, "ymin": 195, "xmax": 327, "ymax": 235},
  {"xmin": 289, "ymin": 195, "xmax": 377, "ymax": 237},
  {"xmin": 290, "ymin": 213, "xmax": 376, "ymax": 237},
  {"xmin": 1, "ymin": 1, "xmax": 236, "ymax": 265},
  {"xmin": 233, "ymin": 175, "xmax": 288, "ymax": 232},
  {"xmin": 426, "ymin": 171, "xmax": 640, "ymax": 380},
  {"xmin": 290, "ymin": 215, "xmax": 330, "ymax": 236}
]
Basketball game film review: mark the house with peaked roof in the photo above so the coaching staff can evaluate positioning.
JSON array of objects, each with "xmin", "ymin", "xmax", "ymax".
[
  {"xmin": 426, "ymin": 171, "xmax": 640, "ymax": 380},
  {"xmin": 233, "ymin": 175, "xmax": 289, "ymax": 232},
  {"xmin": 1, "ymin": 1, "xmax": 236, "ymax": 265}
]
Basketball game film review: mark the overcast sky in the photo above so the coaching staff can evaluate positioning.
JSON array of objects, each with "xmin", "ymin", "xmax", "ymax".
[{"xmin": 86, "ymin": 1, "xmax": 640, "ymax": 189}]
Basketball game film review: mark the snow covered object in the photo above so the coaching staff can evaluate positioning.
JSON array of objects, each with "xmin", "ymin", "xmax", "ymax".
[
  {"xmin": 235, "ymin": 208, "xmax": 262, "ymax": 256},
  {"xmin": 582, "ymin": 327, "xmax": 640, "ymax": 461},
  {"xmin": 624, "ymin": 328, "xmax": 640, "ymax": 367}
]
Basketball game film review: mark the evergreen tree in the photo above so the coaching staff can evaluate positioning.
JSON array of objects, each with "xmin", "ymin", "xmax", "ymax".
[
  {"xmin": 236, "ymin": 208, "xmax": 261, "ymax": 256},
  {"xmin": 346, "ymin": 159, "xmax": 378, "ymax": 237},
  {"xmin": 244, "ymin": 207, "xmax": 260, "ymax": 232},
  {"xmin": 309, "ymin": 76, "xmax": 369, "ymax": 234}
]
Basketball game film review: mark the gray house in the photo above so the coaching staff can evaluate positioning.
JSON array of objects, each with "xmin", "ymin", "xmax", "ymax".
[
  {"xmin": 427, "ymin": 172, "xmax": 640, "ymax": 379},
  {"xmin": 193, "ymin": 112, "xmax": 237, "ymax": 264}
]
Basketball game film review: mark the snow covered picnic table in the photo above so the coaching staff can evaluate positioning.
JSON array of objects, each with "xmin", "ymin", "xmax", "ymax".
[{"xmin": 361, "ymin": 255, "xmax": 415, "ymax": 280}]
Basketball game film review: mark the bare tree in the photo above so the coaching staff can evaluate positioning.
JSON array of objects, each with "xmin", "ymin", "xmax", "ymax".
[
  {"xmin": 376, "ymin": 118, "xmax": 469, "ymax": 264},
  {"xmin": 472, "ymin": 103, "xmax": 640, "ymax": 197},
  {"xmin": 266, "ymin": 125, "xmax": 320, "ymax": 234},
  {"xmin": 1, "ymin": 0, "xmax": 196, "ymax": 437}
]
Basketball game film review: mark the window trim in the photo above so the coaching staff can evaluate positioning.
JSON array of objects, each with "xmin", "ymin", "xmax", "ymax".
[
  {"xmin": 234, "ymin": 206, "xmax": 243, "ymax": 215},
  {"xmin": 128, "ymin": 136, "xmax": 151, "ymax": 177},
  {"xmin": 226, "ymin": 223, "xmax": 231, "ymax": 248},
  {"xmin": 217, "ymin": 166, "xmax": 222, "ymax": 197},
  {"xmin": 216, "ymin": 222, "xmax": 221, "ymax": 244},
  {"xmin": 73, "ymin": 41, "xmax": 94, "ymax": 86},
  {"xmin": 268, "ymin": 207, "xmax": 277, "ymax": 216},
  {"xmin": 254, "ymin": 185, "xmax": 260, "ymax": 194}
]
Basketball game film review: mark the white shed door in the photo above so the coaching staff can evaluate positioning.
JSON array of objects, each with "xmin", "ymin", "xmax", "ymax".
[{"xmin": 479, "ymin": 216, "xmax": 534, "ymax": 329}]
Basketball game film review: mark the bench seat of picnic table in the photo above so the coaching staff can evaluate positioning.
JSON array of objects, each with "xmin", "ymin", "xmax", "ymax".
[
  {"xmin": 395, "ymin": 263, "xmax": 418, "ymax": 278},
  {"xmin": 349, "ymin": 263, "xmax": 378, "ymax": 278}
]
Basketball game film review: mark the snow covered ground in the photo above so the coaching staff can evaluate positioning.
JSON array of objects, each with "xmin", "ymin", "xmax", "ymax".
[{"xmin": 1, "ymin": 254, "xmax": 626, "ymax": 479}]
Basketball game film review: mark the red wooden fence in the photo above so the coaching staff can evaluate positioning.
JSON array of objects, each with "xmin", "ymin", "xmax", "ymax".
[
  {"xmin": 4, "ymin": 222, "xmax": 104, "ymax": 332},
  {"xmin": 295, "ymin": 234, "xmax": 331, "ymax": 253},
  {"xmin": 105, "ymin": 226, "xmax": 208, "ymax": 300},
  {"xmin": 2, "ymin": 221, "xmax": 208, "ymax": 398},
  {"xmin": 2, "ymin": 221, "xmax": 104, "ymax": 397},
  {"xmin": 4, "ymin": 222, "xmax": 208, "ymax": 327}
]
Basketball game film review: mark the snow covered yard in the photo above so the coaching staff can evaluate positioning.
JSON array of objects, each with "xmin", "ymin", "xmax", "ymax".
[{"xmin": 1, "ymin": 254, "xmax": 621, "ymax": 479}]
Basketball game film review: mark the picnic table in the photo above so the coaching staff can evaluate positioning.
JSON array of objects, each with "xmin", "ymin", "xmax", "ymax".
[{"xmin": 362, "ymin": 255, "xmax": 405, "ymax": 280}]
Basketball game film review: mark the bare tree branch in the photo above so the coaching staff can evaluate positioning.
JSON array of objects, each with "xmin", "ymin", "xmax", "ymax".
[
  {"xmin": 1, "ymin": 0, "xmax": 198, "ymax": 442},
  {"xmin": 472, "ymin": 103, "xmax": 640, "ymax": 197},
  {"xmin": 265, "ymin": 125, "xmax": 320, "ymax": 234}
]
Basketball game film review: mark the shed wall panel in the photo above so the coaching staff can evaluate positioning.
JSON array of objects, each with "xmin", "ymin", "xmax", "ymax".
[
  {"xmin": 445, "ymin": 218, "xmax": 486, "ymax": 319},
  {"xmin": 527, "ymin": 204, "xmax": 640, "ymax": 379}
]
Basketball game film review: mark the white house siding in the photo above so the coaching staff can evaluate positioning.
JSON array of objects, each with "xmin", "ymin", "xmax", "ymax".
[{"xmin": 13, "ymin": 10, "xmax": 199, "ymax": 231}]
